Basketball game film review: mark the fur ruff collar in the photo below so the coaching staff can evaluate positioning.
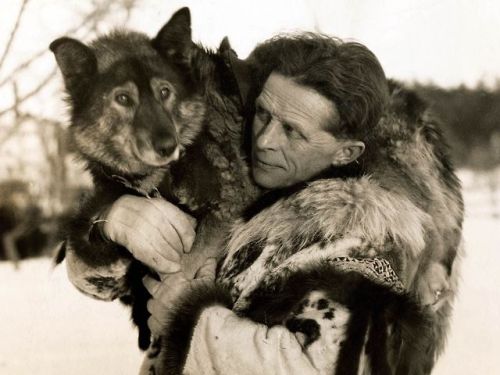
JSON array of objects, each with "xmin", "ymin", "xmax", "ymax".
[{"xmin": 218, "ymin": 176, "xmax": 430, "ymax": 309}]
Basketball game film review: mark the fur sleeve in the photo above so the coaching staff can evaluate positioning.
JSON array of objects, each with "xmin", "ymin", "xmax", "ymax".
[
  {"xmin": 64, "ymin": 240, "xmax": 131, "ymax": 301},
  {"xmin": 244, "ymin": 262, "xmax": 435, "ymax": 374},
  {"xmin": 63, "ymin": 192, "xmax": 133, "ymax": 300},
  {"xmin": 158, "ymin": 282, "xmax": 233, "ymax": 374},
  {"xmin": 158, "ymin": 278, "xmax": 432, "ymax": 374},
  {"xmin": 158, "ymin": 283, "xmax": 346, "ymax": 375}
]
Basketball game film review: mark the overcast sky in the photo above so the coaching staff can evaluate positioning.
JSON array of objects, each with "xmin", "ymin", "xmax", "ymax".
[
  {"xmin": 125, "ymin": 0, "xmax": 500, "ymax": 88},
  {"xmin": 1, "ymin": 0, "xmax": 499, "ymax": 90}
]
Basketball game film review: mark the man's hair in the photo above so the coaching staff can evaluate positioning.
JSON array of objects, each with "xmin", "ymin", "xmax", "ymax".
[{"xmin": 248, "ymin": 33, "xmax": 389, "ymax": 139}]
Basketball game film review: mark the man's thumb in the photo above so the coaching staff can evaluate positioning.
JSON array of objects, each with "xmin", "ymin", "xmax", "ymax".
[{"xmin": 194, "ymin": 258, "xmax": 217, "ymax": 281}]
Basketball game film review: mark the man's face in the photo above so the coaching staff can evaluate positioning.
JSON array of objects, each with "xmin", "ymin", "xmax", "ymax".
[{"xmin": 252, "ymin": 73, "xmax": 344, "ymax": 189}]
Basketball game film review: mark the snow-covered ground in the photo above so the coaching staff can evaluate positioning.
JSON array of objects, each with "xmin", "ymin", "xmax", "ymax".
[
  {"xmin": 0, "ymin": 260, "xmax": 143, "ymax": 374},
  {"xmin": 1, "ymin": 175, "xmax": 499, "ymax": 375}
]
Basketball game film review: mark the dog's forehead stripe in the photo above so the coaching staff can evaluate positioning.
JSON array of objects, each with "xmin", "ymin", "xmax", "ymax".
[
  {"xmin": 91, "ymin": 30, "xmax": 159, "ymax": 73},
  {"xmin": 114, "ymin": 80, "xmax": 138, "ymax": 94},
  {"xmin": 97, "ymin": 57, "xmax": 165, "ymax": 97}
]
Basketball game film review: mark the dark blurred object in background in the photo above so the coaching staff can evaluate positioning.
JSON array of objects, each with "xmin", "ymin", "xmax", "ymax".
[
  {"xmin": 415, "ymin": 83, "xmax": 500, "ymax": 218},
  {"xmin": 0, "ymin": 179, "xmax": 86, "ymax": 267},
  {"xmin": 0, "ymin": 180, "xmax": 46, "ymax": 267},
  {"xmin": 416, "ymin": 83, "xmax": 500, "ymax": 170}
]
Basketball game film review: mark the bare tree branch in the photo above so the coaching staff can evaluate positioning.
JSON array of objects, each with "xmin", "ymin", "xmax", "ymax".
[
  {"xmin": 18, "ymin": 112, "xmax": 63, "ymax": 127},
  {"xmin": 0, "ymin": 120, "xmax": 24, "ymax": 147},
  {"xmin": 0, "ymin": 0, "xmax": 119, "ymax": 89},
  {"xmin": 0, "ymin": 66, "xmax": 57, "ymax": 119},
  {"xmin": 0, "ymin": 49, "xmax": 45, "ymax": 88},
  {"xmin": 0, "ymin": 0, "xmax": 31, "ymax": 70},
  {"xmin": 0, "ymin": 108, "xmax": 63, "ymax": 148},
  {"xmin": 13, "ymin": 81, "xmax": 20, "ymax": 118}
]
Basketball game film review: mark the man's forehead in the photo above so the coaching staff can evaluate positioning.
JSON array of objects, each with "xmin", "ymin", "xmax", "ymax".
[{"xmin": 259, "ymin": 73, "xmax": 337, "ymax": 126}]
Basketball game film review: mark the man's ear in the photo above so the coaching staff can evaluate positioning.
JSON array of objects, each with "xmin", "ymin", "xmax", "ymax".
[
  {"xmin": 49, "ymin": 37, "xmax": 97, "ymax": 94},
  {"xmin": 332, "ymin": 141, "xmax": 365, "ymax": 166},
  {"xmin": 153, "ymin": 7, "xmax": 194, "ymax": 60}
]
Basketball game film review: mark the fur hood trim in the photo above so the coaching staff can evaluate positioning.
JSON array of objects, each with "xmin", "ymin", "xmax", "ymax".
[{"xmin": 224, "ymin": 176, "xmax": 431, "ymax": 267}]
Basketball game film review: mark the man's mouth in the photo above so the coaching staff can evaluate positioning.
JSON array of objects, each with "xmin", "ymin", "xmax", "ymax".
[{"xmin": 254, "ymin": 155, "xmax": 281, "ymax": 170}]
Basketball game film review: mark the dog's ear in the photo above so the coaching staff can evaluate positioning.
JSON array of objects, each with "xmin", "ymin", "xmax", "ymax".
[
  {"xmin": 153, "ymin": 7, "xmax": 194, "ymax": 60},
  {"xmin": 219, "ymin": 38, "xmax": 254, "ymax": 109},
  {"xmin": 50, "ymin": 37, "xmax": 97, "ymax": 95},
  {"xmin": 219, "ymin": 36, "xmax": 232, "ymax": 54}
]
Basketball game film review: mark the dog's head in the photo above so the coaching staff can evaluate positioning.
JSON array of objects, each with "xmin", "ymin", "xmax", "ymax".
[{"xmin": 50, "ymin": 8, "xmax": 205, "ymax": 176}]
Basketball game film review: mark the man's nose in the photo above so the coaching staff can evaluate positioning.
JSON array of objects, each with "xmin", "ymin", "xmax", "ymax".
[{"xmin": 255, "ymin": 119, "xmax": 281, "ymax": 150}]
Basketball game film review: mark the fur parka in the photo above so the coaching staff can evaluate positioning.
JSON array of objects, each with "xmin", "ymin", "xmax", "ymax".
[
  {"xmin": 156, "ymin": 175, "xmax": 436, "ymax": 374},
  {"xmin": 153, "ymin": 83, "xmax": 463, "ymax": 375}
]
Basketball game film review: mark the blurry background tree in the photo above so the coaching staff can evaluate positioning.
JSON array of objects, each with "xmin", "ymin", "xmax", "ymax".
[
  {"xmin": 416, "ymin": 83, "xmax": 500, "ymax": 170},
  {"xmin": 416, "ymin": 82, "xmax": 500, "ymax": 218},
  {"xmin": 0, "ymin": 0, "xmax": 137, "ymax": 263}
]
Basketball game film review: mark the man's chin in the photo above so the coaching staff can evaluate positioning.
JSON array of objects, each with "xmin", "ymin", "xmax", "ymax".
[{"xmin": 252, "ymin": 167, "xmax": 284, "ymax": 189}]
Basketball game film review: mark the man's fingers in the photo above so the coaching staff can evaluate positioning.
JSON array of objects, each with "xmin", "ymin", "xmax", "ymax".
[
  {"xmin": 144, "ymin": 272, "xmax": 185, "ymax": 296},
  {"xmin": 194, "ymin": 258, "xmax": 217, "ymax": 281},
  {"xmin": 148, "ymin": 199, "xmax": 197, "ymax": 253},
  {"xmin": 186, "ymin": 214, "xmax": 197, "ymax": 228},
  {"xmin": 157, "ymin": 221, "xmax": 185, "ymax": 256},
  {"xmin": 102, "ymin": 196, "xmax": 196, "ymax": 274},
  {"xmin": 143, "ymin": 275, "xmax": 161, "ymax": 296},
  {"xmin": 147, "ymin": 315, "xmax": 163, "ymax": 337},
  {"xmin": 132, "ymin": 240, "xmax": 181, "ymax": 274},
  {"xmin": 171, "ymin": 220, "xmax": 196, "ymax": 254},
  {"xmin": 108, "ymin": 197, "xmax": 185, "ymax": 259},
  {"xmin": 147, "ymin": 297, "xmax": 168, "ymax": 318},
  {"xmin": 114, "ymin": 223, "xmax": 181, "ymax": 274}
]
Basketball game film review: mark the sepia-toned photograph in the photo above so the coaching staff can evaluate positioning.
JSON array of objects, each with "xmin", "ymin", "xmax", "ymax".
[{"xmin": 1, "ymin": 1, "xmax": 499, "ymax": 374}]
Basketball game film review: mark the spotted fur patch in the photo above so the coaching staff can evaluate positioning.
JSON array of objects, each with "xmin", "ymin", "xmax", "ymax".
[{"xmin": 285, "ymin": 290, "xmax": 350, "ymax": 348}]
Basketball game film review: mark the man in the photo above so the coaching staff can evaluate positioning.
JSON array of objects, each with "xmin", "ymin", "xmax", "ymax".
[{"xmin": 67, "ymin": 33, "xmax": 462, "ymax": 374}]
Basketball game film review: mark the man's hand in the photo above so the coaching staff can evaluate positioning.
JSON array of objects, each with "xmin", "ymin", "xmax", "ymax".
[
  {"xmin": 101, "ymin": 195, "xmax": 197, "ymax": 275},
  {"xmin": 143, "ymin": 257, "xmax": 217, "ymax": 337}
]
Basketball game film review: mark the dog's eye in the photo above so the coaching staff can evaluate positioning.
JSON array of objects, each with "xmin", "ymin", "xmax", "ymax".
[
  {"xmin": 160, "ymin": 87, "xmax": 171, "ymax": 100},
  {"xmin": 115, "ymin": 93, "xmax": 133, "ymax": 107}
]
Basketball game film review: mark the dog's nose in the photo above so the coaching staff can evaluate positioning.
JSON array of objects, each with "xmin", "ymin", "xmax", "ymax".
[{"xmin": 153, "ymin": 135, "xmax": 177, "ymax": 158}]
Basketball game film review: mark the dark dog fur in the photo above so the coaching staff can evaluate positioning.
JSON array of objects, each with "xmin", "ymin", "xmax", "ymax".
[{"xmin": 51, "ymin": 8, "xmax": 259, "ymax": 349}]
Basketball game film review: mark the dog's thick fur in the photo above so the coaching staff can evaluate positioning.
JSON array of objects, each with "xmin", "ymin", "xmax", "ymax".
[{"xmin": 51, "ymin": 8, "xmax": 259, "ymax": 349}]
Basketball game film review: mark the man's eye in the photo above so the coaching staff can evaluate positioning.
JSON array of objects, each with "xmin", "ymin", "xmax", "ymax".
[
  {"xmin": 115, "ymin": 93, "xmax": 133, "ymax": 107},
  {"xmin": 160, "ymin": 87, "xmax": 171, "ymax": 100},
  {"xmin": 256, "ymin": 105, "xmax": 270, "ymax": 123},
  {"xmin": 283, "ymin": 123, "xmax": 296, "ymax": 134},
  {"xmin": 283, "ymin": 123, "xmax": 303, "ymax": 138}
]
